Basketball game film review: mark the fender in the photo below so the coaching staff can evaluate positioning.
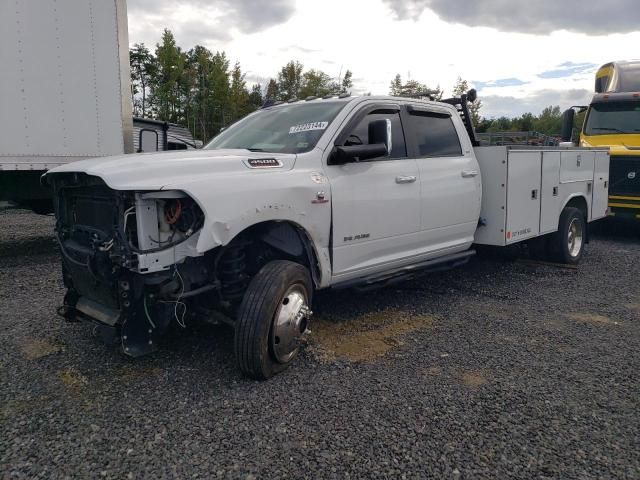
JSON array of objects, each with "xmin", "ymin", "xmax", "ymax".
[
  {"xmin": 562, "ymin": 193, "xmax": 589, "ymax": 218},
  {"xmin": 172, "ymin": 158, "xmax": 333, "ymax": 288}
]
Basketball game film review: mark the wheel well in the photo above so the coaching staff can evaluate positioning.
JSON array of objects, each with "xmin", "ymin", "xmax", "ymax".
[
  {"xmin": 219, "ymin": 221, "xmax": 321, "ymax": 288},
  {"xmin": 565, "ymin": 196, "xmax": 588, "ymax": 220}
]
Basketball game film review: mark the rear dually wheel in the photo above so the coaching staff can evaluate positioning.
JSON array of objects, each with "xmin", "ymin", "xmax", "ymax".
[{"xmin": 549, "ymin": 207, "xmax": 586, "ymax": 265}]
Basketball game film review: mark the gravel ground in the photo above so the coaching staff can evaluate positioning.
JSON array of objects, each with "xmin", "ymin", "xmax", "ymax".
[{"xmin": 1, "ymin": 209, "xmax": 639, "ymax": 479}]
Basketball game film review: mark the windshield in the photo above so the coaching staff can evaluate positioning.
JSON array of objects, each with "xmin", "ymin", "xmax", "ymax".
[
  {"xmin": 584, "ymin": 101, "xmax": 640, "ymax": 135},
  {"xmin": 205, "ymin": 101, "xmax": 347, "ymax": 154},
  {"xmin": 617, "ymin": 62, "xmax": 640, "ymax": 91}
]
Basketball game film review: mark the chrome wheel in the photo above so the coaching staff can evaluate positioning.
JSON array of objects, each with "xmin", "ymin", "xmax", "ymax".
[
  {"xmin": 270, "ymin": 285, "xmax": 312, "ymax": 364},
  {"xmin": 567, "ymin": 217, "xmax": 583, "ymax": 258}
]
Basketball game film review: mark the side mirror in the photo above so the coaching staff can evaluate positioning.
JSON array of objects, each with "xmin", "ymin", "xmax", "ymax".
[
  {"xmin": 328, "ymin": 118, "xmax": 392, "ymax": 165},
  {"xmin": 561, "ymin": 109, "xmax": 575, "ymax": 143},
  {"xmin": 369, "ymin": 119, "xmax": 392, "ymax": 156},
  {"xmin": 331, "ymin": 144, "xmax": 388, "ymax": 164}
]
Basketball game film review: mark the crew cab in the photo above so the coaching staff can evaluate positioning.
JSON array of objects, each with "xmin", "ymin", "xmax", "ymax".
[{"xmin": 45, "ymin": 94, "xmax": 609, "ymax": 379}]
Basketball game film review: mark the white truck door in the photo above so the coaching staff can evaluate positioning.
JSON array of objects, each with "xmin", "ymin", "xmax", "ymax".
[
  {"xmin": 505, "ymin": 151, "xmax": 542, "ymax": 243},
  {"xmin": 404, "ymin": 106, "xmax": 481, "ymax": 251},
  {"xmin": 592, "ymin": 151, "xmax": 610, "ymax": 220},
  {"xmin": 539, "ymin": 152, "xmax": 561, "ymax": 235},
  {"xmin": 325, "ymin": 106, "xmax": 421, "ymax": 277}
]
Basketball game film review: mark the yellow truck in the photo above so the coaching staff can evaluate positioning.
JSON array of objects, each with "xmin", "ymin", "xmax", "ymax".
[{"xmin": 562, "ymin": 61, "xmax": 640, "ymax": 218}]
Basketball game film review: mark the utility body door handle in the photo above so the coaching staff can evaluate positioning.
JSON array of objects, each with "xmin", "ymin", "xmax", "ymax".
[
  {"xmin": 395, "ymin": 175, "xmax": 417, "ymax": 184},
  {"xmin": 461, "ymin": 170, "xmax": 479, "ymax": 178}
]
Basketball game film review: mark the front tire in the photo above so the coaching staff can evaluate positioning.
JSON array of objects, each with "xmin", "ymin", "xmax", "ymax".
[
  {"xmin": 234, "ymin": 260, "xmax": 313, "ymax": 380},
  {"xmin": 549, "ymin": 207, "xmax": 586, "ymax": 264}
]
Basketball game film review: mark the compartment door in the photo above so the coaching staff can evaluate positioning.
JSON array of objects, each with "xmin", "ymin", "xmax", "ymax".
[
  {"xmin": 560, "ymin": 151, "xmax": 595, "ymax": 183},
  {"xmin": 591, "ymin": 151, "xmax": 610, "ymax": 220},
  {"xmin": 540, "ymin": 152, "xmax": 561, "ymax": 235},
  {"xmin": 506, "ymin": 151, "xmax": 542, "ymax": 244}
]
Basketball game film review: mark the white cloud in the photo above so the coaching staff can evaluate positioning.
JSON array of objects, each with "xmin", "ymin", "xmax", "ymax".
[{"xmin": 126, "ymin": 0, "xmax": 640, "ymax": 118}]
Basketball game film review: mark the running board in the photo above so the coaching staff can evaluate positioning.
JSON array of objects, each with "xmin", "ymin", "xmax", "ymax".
[{"xmin": 333, "ymin": 250, "xmax": 476, "ymax": 291}]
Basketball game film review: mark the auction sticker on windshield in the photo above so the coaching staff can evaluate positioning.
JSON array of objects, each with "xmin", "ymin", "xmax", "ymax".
[{"xmin": 289, "ymin": 122, "xmax": 328, "ymax": 134}]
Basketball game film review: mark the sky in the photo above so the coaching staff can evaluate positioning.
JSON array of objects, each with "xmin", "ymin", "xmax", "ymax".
[{"xmin": 126, "ymin": 0, "xmax": 640, "ymax": 119}]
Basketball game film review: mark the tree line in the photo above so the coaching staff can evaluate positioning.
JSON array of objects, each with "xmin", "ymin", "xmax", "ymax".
[
  {"xmin": 131, "ymin": 29, "xmax": 565, "ymax": 143},
  {"xmin": 130, "ymin": 29, "xmax": 354, "ymax": 142},
  {"xmin": 388, "ymin": 74, "xmax": 565, "ymax": 135},
  {"xmin": 475, "ymin": 106, "xmax": 571, "ymax": 135}
]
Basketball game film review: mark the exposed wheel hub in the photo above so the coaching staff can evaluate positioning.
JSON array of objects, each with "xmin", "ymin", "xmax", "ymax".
[
  {"xmin": 567, "ymin": 218, "xmax": 584, "ymax": 258},
  {"xmin": 271, "ymin": 286, "xmax": 312, "ymax": 363}
]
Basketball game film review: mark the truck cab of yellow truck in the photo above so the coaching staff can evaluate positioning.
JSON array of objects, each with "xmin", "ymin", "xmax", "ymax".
[{"xmin": 563, "ymin": 61, "xmax": 640, "ymax": 218}]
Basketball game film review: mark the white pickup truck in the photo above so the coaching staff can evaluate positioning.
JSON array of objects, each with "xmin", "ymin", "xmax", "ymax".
[{"xmin": 45, "ymin": 93, "xmax": 609, "ymax": 379}]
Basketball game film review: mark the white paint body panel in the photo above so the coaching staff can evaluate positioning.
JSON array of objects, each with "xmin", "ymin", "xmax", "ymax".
[
  {"xmin": 328, "ymin": 158, "xmax": 421, "ymax": 276},
  {"xmin": 416, "ymin": 124, "xmax": 481, "ymax": 253},
  {"xmin": 474, "ymin": 147, "xmax": 609, "ymax": 246},
  {"xmin": 560, "ymin": 151, "xmax": 595, "ymax": 183},
  {"xmin": 323, "ymin": 98, "xmax": 480, "ymax": 284},
  {"xmin": 540, "ymin": 152, "xmax": 561, "ymax": 235},
  {"xmin": 0, "ymin": 0, "xmax": 132, "ymax": 171},
  {"xmin": 506, "ymin": 151, "xmax": 542, "ymax": 243}
]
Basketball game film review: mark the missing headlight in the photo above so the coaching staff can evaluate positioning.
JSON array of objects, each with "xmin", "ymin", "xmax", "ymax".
[{"xmin": 132, "ymin": 191, "xmax": 204, "ymax": 252}]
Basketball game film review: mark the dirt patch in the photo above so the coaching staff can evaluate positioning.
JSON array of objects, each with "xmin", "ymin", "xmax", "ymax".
[
  {"xmin": 626, "ymin": 303, "xmax": 640, "ymax": 314},
  {"xmin": 58, "ymin": 368, "xmax": 88, "ymax": 388},
  {"xmin": 310, "ymin": 309, "xmax": 434, "ymax": 363},
  {"xmin": 0, "ymin": 397, "xmax": 49, "ymax": 421},
  {"xmin": 457, "ymin": 370, "xmax": 489, "ymax": 387},
  {"xmin": 542, "ymin": 318, "xmax": 565, "ymax": 330},
  {"xmin": 21, "ymin": 338, "xmax": 65, "ymax": 359},
  {"xmin": 567, "ymin": 313, "xmax": 619, "ymax": 326},
  {"xmin": 116, "ymin": 365, "xmax": 164, "ymax": 383},
  {"xmin": 424, "ymin": 366, "xmax": 442, "ymax": 376}
]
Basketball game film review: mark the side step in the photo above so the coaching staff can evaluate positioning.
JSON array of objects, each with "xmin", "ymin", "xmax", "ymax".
[{"xmin": 334, "ymin": 250, "xmax": 475, "ymax": 291}]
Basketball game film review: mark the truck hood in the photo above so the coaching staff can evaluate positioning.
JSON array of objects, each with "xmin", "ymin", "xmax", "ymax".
[
  {"xmin": 46, "ymin": 149, "xmax": 297, "ymax": 190},
  {"xmin": 581, "ymin": 134, "xmax": 640, "ymax": 156}
]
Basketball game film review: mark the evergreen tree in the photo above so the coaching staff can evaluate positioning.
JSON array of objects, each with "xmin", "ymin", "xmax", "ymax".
[
  {"xmin": 265, "ymin": 79, "xmax": 279, "ymax": 100},
  {"xmin": 249, "ymin": 84, "xmax": 264, "ymax": 108},
  {"xmin": 209, "ymin": 51, "xmax": 231, "ymax": 129},
  {"xmin": 277, "ymin": 60, "xmax": 304, "ymax": 100},
  {"xmin": 186, "ymin": 45, "xmax": 215, "ymax": 141},
  {"xmin": 229, "ymin": 62, "xmax": 250, "ymax": 120},
  {"xmin": 389, "ymin": 74, "xmax": 403, "ymax": 96},
  {"xmin": 151, "ymin": 29, "xmax": 185, "ymax": 122},
  {"xmin": 129, "ymin": 43, "xmax": 156, "ymax": 117},
  {"xmin": 341, "ymin": 70, "xmax": 353, "ymax": 93}
]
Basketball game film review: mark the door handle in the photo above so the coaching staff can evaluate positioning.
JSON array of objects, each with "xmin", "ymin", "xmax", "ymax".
[
  {"xmin": 461, "ymin": 170, "xmax": 479, "ymax": 178},
  {"xmin": 395, "ymin": 175, "xmax": 416, "ymax": 184},
  {"xmin": 395, "ymin": 175, "xmax": 417, "ymax": 184}
]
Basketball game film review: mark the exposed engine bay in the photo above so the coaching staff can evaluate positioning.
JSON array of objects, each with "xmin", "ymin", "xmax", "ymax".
[{"xmin": 49, "ymin": 173, "xmax": 313, "ymax": 357}]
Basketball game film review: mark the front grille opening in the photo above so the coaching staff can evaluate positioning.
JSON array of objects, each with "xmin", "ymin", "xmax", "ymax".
[{"xmin": 609, "ymin": 156, "xmax": 640, "ymax": 196}]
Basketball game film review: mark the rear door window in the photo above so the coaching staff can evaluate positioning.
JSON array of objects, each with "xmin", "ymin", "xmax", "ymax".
[{"xmin": 406, "ymin": 110, "xmax": 462, "ymax": 157}]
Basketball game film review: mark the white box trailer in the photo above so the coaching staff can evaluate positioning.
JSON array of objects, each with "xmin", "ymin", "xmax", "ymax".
[
  {"xmin": 0, "ymin": 0, "xmax": 132, "ymax": 210},
  {"xmin": 474, "ymin": 146, "xmax": 610, "ymax": 246}
]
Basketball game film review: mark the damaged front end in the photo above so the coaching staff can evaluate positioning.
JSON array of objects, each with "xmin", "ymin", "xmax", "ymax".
[{"xmin": 50, "ymin": 173, "xmax": 214, "ymax": 356}]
